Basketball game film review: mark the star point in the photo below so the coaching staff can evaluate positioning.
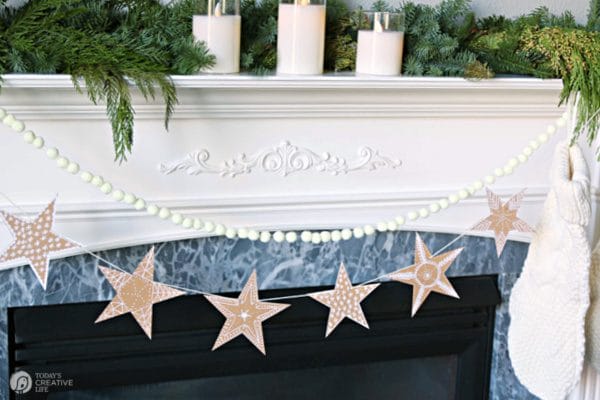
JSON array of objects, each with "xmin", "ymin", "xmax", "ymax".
[
  {"xmin": 472, "ymin": 188, "xmax": 533, "ymax": 256},
  {"xmin": 205, "ymin": 270, "xmax": 290, "ymax": 355},
  {"xmin": 95, "ymin": 247, "xmax": 185, "ymax": 339},
  {"xmin": 309, "ymin": 263, "xmax": 379, "ymax": 337},
  {"xmin": 389, "ymin": 234, "xmax": 462, "ymax": 317},
  {"xmin": 0, "ymin": 199, "xmax": 77, "ymax": 289}
]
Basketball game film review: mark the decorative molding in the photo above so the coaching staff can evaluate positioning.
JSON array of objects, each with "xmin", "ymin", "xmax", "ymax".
[{"xmin": 158, "ymin": 141, "xmax": 402, "ymax": 178}]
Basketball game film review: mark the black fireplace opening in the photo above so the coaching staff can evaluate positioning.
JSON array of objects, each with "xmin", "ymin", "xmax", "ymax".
[{"xmin": 8, "ymin": 275, "xmax": 500, "ymax": 400}]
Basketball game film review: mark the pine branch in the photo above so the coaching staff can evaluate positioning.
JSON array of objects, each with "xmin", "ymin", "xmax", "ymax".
[{"xmin": 400, "ymin": 0, "xmax": 478, "ymax": 77}]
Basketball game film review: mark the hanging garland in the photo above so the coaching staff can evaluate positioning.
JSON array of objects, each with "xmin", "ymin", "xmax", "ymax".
[
  {"xmin": 0, "ymin": 106, "xmax": 572, "ymax": 351},
  {"xmin": 0, "ymin": 194, "xmax": 526, "ymax": 351}
]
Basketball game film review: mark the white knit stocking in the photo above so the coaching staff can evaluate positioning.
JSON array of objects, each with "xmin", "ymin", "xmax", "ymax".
[
  {"xmin": 586, "ymin": 237, "xmax": 600, "ymax": 373},
  {"xmin": 508, "ymin": 142, "xmax": 591, "ymax": 400}
]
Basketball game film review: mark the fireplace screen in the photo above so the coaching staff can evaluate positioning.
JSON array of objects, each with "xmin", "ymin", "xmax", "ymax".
[{"xmin": 9, "ymin": 275, "xmax": 500, "ymax": 400}]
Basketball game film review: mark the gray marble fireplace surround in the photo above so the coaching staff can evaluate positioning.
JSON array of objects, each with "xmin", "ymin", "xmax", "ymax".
[{"xmin": 0, "ymin": 230, "xmax": 534, "ymax": 399}]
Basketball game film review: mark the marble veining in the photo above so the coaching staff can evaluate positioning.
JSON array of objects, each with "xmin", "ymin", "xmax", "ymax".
[{"xmin": 0, "ymin": 231, "xmax": 534, "ymax": 399}]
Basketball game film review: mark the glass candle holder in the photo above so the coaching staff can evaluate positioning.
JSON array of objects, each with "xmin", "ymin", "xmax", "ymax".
[
  {"xmin": 193, "ymin": 0, "xmax": 241, "ymax": 74},
  {"xmin": 277, "ymin": 0, "xmax": 327, "ymax": 75},
  {"xmin": 355, "ymin": 11, "xmax": 405, "ymax": 76}
]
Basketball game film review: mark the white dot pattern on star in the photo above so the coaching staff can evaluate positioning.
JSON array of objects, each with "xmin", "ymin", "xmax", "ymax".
[
  {"xmin": 95, "ymin": 247, "xmax": 185, "ymax": 339},
  {"xmin": 309, "ymin": 263, "xmax": 379, "ymax": 337},
  {"xmin": 0, "ymin": 200, "xmax": 77, "ymax": 289}
]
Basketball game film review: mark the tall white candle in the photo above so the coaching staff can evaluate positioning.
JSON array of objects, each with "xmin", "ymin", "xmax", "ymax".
[
  {"xmin": 193, "ymin": 8, "xmax": 241, "ymax": 74},
  {"xmin": 277, "ymin": 0, "xmax": 326, "ymax": 75},
  {"xmin": 356, "ymin": 13, "xmax": 404, "ymax": 76}
]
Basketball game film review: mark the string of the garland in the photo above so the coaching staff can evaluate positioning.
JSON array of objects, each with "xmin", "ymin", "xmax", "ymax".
[{"xmin": 0, "ymin": 105, "xmax": 569, "ymax": 244}]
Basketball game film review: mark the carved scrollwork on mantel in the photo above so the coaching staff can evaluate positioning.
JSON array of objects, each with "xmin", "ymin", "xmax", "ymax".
[{"xmin": 158, "ymin": 141, "xmax": 402, "ymax": 178}]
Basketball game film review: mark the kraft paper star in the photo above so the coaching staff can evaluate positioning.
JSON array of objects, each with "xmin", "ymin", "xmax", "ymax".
[
  {"xmin": 0, "ymin": 200, "xmax": 77, "ymax": 289},
  {"xmin": 95, "ymin": 247, "xmax": 185, "ymax": 339},
  {"xmin": 472, "ymin": 188, "xmax": 533, "ymax": 256},
  {"xmin": 389, "ymin": 234, "xmax": 463, "ymax": 317},
  {"xmin": 309, "ymin": 263, "xmax": 380, "ymax": 337},
  {"xmin": 205, "ymin": 270, "xmax": 290, "ymax": 355}
]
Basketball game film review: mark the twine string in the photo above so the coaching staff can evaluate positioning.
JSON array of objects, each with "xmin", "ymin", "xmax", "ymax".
[{"xmin": 0, "ymin": 191, "xmax": 479, "ymax": 302}]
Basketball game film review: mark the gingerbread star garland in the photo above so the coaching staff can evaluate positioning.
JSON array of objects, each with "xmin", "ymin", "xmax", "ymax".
[
  {"xmin": 0, "ymin": 199, "xmax": 77, "ymax": 289},
  {"xmin": 205, "ymin": 270, "xmax": 290, "ymax": 355},
  {"xmin": 472, "ymin": 188, "xmax": 533, "ymax": 256},
  {"xmin": 95, "ymin": 247, "xmax": 185, "ymax": 339},
  {"xmin": 389, "ymin": 234, "xmax": 463, "ymax": 316},
  {"xmin": 309, "ymin": 263, "xmax": 380, "ymax": 337}
]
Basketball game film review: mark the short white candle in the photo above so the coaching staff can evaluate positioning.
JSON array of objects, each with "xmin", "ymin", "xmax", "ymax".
[
  {"xmin": 193, "ymin": 2, "xmax": 241, "ymax": 74},
  {"xmin": 277, "ymin": 0, "xmax": 326, "ymax": 75},
  {"xmin": 356, "ymin": 12, "xmax": 404, "ymax": 76}
]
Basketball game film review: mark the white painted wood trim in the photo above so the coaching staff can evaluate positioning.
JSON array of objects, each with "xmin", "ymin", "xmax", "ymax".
[{"xmin": 1, "ymin": 74, "xmax": 564, "ymax": 119}]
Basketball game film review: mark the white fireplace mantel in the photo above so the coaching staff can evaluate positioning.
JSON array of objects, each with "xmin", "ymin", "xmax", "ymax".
[
  {"xmin": 3, "ymin": 74, "xmax": 566, "ymax": 119},
  {"xmin": 1, "ymin": 74, "xmax": 598, "ymax": 254}
]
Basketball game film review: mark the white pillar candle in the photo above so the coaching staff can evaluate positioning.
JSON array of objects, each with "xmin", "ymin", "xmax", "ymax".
[
  {"xmin": 356, "ymin": 12, "xmax": 404, "ymax": 76},
  {"xmin": 193, "ymin": 9, "xmax": 241, "ymax": 74},
  {"xmin": 277, "ymin": 0, "xmax": 326, "ymax": 75}
]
